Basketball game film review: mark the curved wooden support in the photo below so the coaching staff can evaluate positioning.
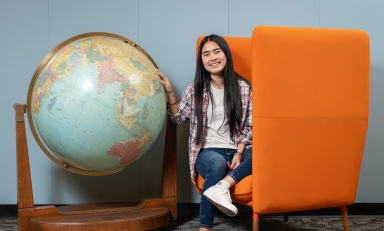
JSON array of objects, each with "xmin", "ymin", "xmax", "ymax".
[
  {"xmin": 160, "ymin": 117, "xmax": 177, "ymax": 219},
  {"xmin": 15, "ymin": 103, "xmax": 34, "ymax": 210},
  {"xmin": 15, "ymin": 103, "xmax": 37, "ymax": 230}
]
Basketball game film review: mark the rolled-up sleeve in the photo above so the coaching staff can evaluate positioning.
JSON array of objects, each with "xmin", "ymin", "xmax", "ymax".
[{"xmin": 169, "ymin": 83, "xmax": 194, "ymax": 125}]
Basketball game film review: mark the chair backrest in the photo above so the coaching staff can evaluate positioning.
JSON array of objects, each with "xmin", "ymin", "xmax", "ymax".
[
  {"xmin": 251, "ymin": 26, "xmax": 370, "ymax": 214},
  {"xmin": 196, "ymin": 36, "xmax": 252, "ymax": 82}
]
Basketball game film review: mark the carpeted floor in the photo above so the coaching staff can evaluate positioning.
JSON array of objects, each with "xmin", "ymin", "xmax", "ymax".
[
  {"xmin": 161, "ymin": 216, "xmax": 384, "ymax": 230},
  {"xmin": 2, "ymin": 216, "xmax": 384, "ymax": 231}
]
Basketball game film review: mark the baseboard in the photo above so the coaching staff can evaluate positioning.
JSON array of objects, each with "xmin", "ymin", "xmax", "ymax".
[
  {"xmin": 0, "ymin": 205, "xmax": 17, "ymax": 217},
  {"xmin": 1, "ymin": 203, "xmax": 383, "ymax": 218}
]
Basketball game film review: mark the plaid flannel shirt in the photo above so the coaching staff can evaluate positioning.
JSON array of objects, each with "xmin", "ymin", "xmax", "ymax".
[{"xmin": 169, "ymin": 79, "xmax": 252, "ymax": 178}]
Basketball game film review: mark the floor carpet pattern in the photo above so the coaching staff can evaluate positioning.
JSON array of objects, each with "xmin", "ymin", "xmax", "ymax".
[
  {"xmin": 1, "ymin": 216, "xmax": 384, "ymax": 230},
  {"xmin": 159, "ymin": 216, "xmax": 384, "ymax": 230}
]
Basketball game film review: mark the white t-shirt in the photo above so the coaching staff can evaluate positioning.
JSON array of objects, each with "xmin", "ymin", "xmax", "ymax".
[{"xmin": 201, "ymin": 85, "xmax": 237, "ymax": 149}]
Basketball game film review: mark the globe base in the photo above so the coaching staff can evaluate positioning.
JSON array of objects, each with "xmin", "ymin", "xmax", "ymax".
[
  {"xmin": 29, "ymin": 203, "xmax": 169, "ymax": 231},
  {"xmin": 15, "ymin": 103, "xmax": 178, "ymax": 231}
]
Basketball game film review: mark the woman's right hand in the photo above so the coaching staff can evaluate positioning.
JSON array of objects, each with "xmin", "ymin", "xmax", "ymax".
[
  {"xmin": 157, "ymin": 69, "xmax": 178, "ymax": 114},
  {"xmin": 157, "ymin": 69, "xmax": 174, "ymax": 94}
]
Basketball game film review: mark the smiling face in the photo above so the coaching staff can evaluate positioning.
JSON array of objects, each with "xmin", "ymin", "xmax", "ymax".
[{"xmin": 201, "ymin": 41, "xmax": 227, "ymax": 78}]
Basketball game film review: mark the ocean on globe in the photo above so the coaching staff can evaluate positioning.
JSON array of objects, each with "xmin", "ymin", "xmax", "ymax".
[{"xmin": 27, "ymin": 33, "xmax": 167, "ymax": 175}]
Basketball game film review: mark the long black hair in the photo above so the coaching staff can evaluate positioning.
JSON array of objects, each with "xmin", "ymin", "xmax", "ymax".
[{"xmin": 194, "ymin": 34, "xmax": 251, "ymax": 144}]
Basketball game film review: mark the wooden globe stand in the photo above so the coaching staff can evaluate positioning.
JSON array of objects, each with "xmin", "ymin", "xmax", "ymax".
[{"xmin": 14, "ymin": 103, "xmax": 177, "ymax": 231}]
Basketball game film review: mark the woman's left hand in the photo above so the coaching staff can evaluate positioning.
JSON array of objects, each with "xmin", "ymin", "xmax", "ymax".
[{"xmin": 228, "ymin": 155, "xmax": 241, "ymax": 170}]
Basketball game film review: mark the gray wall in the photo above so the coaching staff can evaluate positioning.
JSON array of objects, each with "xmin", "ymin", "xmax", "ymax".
[{"xmin": 1, "ymin": 0, "xmax": 383, "ymax": 205}]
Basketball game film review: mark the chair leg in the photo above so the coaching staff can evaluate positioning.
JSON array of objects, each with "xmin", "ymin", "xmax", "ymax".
[
  {"xmin": 252, "ymin": 213, "xmax": 259, "ymax": 231},
  {"xmin": 341, "ymin": 206, "xmax": 350, "ymax": 231},
  {"xmin": 284, "ymin": 212, "xmax": 289, "ymax": 222}
]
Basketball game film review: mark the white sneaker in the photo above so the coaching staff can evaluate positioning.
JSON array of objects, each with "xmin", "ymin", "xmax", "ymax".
[{"xmin": 203, "ymin": 184, "xmax": 238, "ymax": 217}]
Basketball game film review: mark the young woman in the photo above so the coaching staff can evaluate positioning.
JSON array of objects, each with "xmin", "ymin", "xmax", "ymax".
[{"xmin": 157, "ymin": 34, "xmax": 252, "ymax": 231}]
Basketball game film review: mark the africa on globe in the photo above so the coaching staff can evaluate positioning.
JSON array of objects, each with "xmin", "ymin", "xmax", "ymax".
[{"xmin": 27, "ymin": 32, "xmax": 167, "ymax": 176}]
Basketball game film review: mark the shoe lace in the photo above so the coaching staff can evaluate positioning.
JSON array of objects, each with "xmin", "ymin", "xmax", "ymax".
[{"xmin": 220, "ymin": 188, "xmax": 232, "ymax": 203}]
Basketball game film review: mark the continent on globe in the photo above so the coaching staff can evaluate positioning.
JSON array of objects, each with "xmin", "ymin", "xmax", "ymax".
[{"xmin": 108, "ymin": 130, "xmax": 151, "ymax": 165}]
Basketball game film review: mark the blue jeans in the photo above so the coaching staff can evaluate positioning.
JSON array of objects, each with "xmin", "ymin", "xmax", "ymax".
[{"xmin": 195, "ymin": 147, "xmax": 252, "ymax": 228}]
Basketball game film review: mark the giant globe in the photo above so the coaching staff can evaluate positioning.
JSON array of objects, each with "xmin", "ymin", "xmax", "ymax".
[{"xmin": 27, "ymin": 33, "xmax": 166, "ymax": 175}]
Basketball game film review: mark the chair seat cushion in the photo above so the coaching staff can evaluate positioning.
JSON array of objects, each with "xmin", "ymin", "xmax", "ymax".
[{"xmin": 195, "ymin": 174, "xmax": 253, "ymax": 206}]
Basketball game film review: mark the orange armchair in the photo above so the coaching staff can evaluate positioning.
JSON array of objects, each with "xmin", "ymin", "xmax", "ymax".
[{"xmin": 195, "ymin": 26, "xmax": 370, "ymax": 231}]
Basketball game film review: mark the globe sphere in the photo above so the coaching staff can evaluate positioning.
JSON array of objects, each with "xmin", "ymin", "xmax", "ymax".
[{"xmin": 27, "ymin": 33, "xmax": 167, "ymax": 176}]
